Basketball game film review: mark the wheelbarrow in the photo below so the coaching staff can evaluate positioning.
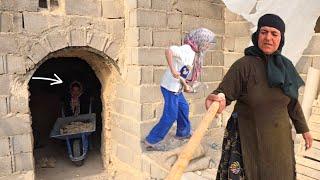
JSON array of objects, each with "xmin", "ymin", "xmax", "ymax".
[{"xmin": 50, "ymin": 100, "xmax": 96, "ymax": 166}]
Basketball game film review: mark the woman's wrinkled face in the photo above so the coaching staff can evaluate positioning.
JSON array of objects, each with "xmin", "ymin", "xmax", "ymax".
[
  {"xmin": 71, "ymin": 86, "xmax": 81, "ymax": 98},
  {"xmin": 258, "ymin": 26, "xmax": 281, "ymax": 55}
]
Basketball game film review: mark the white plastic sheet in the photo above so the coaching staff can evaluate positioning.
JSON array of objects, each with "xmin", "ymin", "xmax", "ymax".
[{"xmin": 222, "ymin": 0, "xmax": 320, "ymax": 65}]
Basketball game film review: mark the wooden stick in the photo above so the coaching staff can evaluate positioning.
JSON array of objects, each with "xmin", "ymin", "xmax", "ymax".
[{"xmin": 165, "ymin": 101, "xmax": 220, "ymax": 180}]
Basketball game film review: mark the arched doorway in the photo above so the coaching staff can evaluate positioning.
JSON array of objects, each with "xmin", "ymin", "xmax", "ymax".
[{"xmin": 27, "ymin": 48, "xmax": 117, "ymax": 179}]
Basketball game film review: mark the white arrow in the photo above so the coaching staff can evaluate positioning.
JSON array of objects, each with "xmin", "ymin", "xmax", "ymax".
[{"xmin": 32, "ymin": 73, "xmax": 63, "ymax": 85}]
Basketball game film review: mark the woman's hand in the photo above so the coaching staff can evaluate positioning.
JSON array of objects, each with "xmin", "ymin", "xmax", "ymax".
[
  {"xmin": 302, "ymin": 132, "xmax": 313, "ymax": 150},
  {"xmin": 205, "ymin": 93, "xmax": 226, "ymax": 113},
  {"xmin": 171, "ymin": 70, "xmax": 180, "ymax": 79}
]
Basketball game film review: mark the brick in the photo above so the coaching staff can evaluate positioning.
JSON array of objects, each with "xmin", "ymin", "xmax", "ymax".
[
  {"xmin": 14, "ymin": 152, "xmax": 33, "ymax": 172},
  {"xmin": 130, "ymin": 9, "xmax": 167, "ymax": 28},
  {"xmin": 0, "ymin": 156, "xmax": 12, "ymax": 176},
  {"xmin": 70, "ymin": 29, "xmax": 86, "ymax": 46},
  {"xmin": 167, "ymin": 12, "xmax": 182, "ymax": 29},
  {"xmin": 46, "ymin": 31, "xmax": 68, "ymax": 51},
  {"xmin": 0, "ymin": 0, "xmax": 38, "ymax": 11},
  {"xmin": 197, "ymin": 1, "xmax": 223, "ymax": 20},
  {"xmin": 13, "ymin": 134, "xmax": 32, "ymax": 154},
  {"xmin": 153, "ymin": 30, "xmax": 181, "ymax": 47},
  {"xmin": 200, "ymin": 67, "xmax": 223, "ymax": 82},
  {"xmin": 226, "ymin": 22, "xmax": 251, "ymax": 37},
  {"xmin": 296, "ymin": 56, "xmax": 312, "ymax": 74},
  {"xmin": 0, "ymin": 137, "xmax": 10, "ymax": 157},
  {"xmin": 234, "ymin": 37, "xmax": 250, "ymax": 52},
  {"xmin": 23, "ymin": 12, "xmax": 48, "ymax": 34},
  {"xmin": 0, "ymin": 96, "xmax": 9, "ymax": 116},
  {"xmin": 0, "ymin": 55, "xmax": 7, "ymax": 74},
  {"xmin": 0, "ymin": 34, "xmax": 18, "ymax": 54},
  {"xmin": 224, "ymin": 53, "xmax": 243, "ymax": 68},
  {"xmin": 0, "ymin": 75, "xmax": 11, "ymax": 95},
  {"xmin": 0, "ymin": 114, "xmax": 32, "ymax": 137},
  {"xmin": 141, "ymin": 66, "xmax": 153, "ymax": 84},
  {"xmin": 303, "ymin": 35, "xmax": 320, "ymax": 54},
  {"xmin": 65, "ymin": 0, "xmax": 102, "ymax": 17},
  {"xmin": 132, "ymin": 47, "xmax": 166, "ymax": 66},
  {"xmin": 102, "ymin": 0, "xmax": 124, "ymax": 18},
  {"xmin": 6, "ymin": 55, "xmax": 26, "ymax": 74}
]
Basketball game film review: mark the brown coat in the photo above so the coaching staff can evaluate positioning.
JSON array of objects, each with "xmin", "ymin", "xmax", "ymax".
[{"xmin": 213, "ymin": 56, "xmax": 309, "ymax": 180}]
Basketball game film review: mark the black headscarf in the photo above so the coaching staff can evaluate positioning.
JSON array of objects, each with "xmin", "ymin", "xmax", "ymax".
[{"xmin": 244, "ymin": 14, "xmax": 304, "ymax": 100}]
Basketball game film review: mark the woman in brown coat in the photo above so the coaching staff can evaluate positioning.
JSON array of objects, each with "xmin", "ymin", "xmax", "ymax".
[{"xmin": 205, "ymin": 14, "xmax": 313, "ymax": 180}]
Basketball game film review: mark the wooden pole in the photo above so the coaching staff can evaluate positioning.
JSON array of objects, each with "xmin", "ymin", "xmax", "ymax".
[{"xmin": 165, "ymin": 101, "xmax": 220, "ymax": 180}]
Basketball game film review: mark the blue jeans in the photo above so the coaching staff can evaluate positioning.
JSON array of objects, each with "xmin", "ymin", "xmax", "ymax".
[{"xmin": 146, "ymin": 87, "xmax": 191, "ymax": 144}]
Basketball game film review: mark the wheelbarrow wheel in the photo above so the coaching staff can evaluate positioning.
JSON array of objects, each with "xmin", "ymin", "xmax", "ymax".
[{"xmin": 72, "ymin": 139, "xmax": 84, "ymax": 166}]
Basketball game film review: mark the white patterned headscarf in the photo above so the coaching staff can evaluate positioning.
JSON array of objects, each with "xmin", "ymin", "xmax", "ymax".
[{"xmin": 183, "ymin": 28, "xmax": 216, "ymax": 83}]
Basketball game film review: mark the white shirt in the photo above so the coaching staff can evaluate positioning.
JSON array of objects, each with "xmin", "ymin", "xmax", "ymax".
[{"xmin": 160, "ymin": 45, "xmax": 195, "ymax": 92}]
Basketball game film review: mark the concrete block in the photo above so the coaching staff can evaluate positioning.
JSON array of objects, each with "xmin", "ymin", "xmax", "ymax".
[
  {"xmin": 106, "ymin": 19, "xmax": 125, "ymax": 40},
  {"xmin": 0, "ymin": 114, "xmax": 32, "ymax": 137},
  {"xmin": 150, "ymin": 163, "xmax": 167, "ymax": 179},
  {"xmin": 0, "ymin": 75, "xmax": 11, "ymax": 95},
  {"xmin": 226, "ymin": 22, "xmax": 251, "ymax": 37},
  {"xmin": 224, "ymin": 53, "xmax": 243, "ymax": 68},
  {"xmin": 167, "ymin": 12, "xmax": 182, "ymax": 29},
  {"xmin": 126, "ymin": 66, "xmax": 141, "ymax": 85},
  {"xmin": 0, "ymin": 12, "xmax": 12, "ymax": 32},
  {"xmin": 23, "ymin": 12, "xmax": 48, "ymax": 34},
  {"xmin": 48, "ymin": 14, "xmax": 64, "ymax": 28},
  {"xmin": 0, "ymin": 96, "xmax": 9, "ymax": 116},
  {"xmin": 0, "ymin": 171, "xmax": 34, "ymax": 180},
  {"xmin": 137, "ymin": 0, "xmax": 151, "ymax": 8},
  {"xmin": 9, "ymin": 96, "xmax": 29, "ymax": 114},
  {"xmin": 132, "ymin": 47, "xmax": 166, "ymax": 65},
  {"xmin": 6, "ymin": 55, "xmax": 26, "ymax": 74},
  {"xmin": 127, "ymin": 28, "xmax": 152, "ymax": 47},
  {"xmin": 0, "ymin": 156, "xmax": 12, "ymax": 176},
  {"xmin": 111, "ymin": 126, "xmax": 142, "ymax": 152},
  {"xmin": 151, "ymin": 0, "xmax": 170, "ymax": 11},
  {"xmin": 65, "ymin": 0, "xmax": 102, "ymax": 17},
  {"xmin": 0, "ymin": 55, "xmax": 7, "ymax": 74},
  {"xmin": 190, "ymin": 99, "xmax": 206, "ymax": 116},
  {"xmin": 46, "ymin": 31, "xmax": 68, "ymax": 51},
  {"xmin": 104, "ymin": 41, "xmax": 122, "ymax": 60},
  {"xmin": 102, "ymin": 0, "xmax": 124, "ymax": 18},
  {"xmin": 0, "ymin": 0, "xmax": 38, "ymax": 11},
  {"xmin": 28, "ymin": 42, "xmax": 49, "ymax": 64},
  {"xmin": 116, "ymin": 143, "xmax": 134, "ymax": 164},
  {"xmin": 182, "ymin": 15, "xmax": 225, "ymax": 35},
  {"xmin": 70, "ymin": 29, "xmax": 86, "ymax": 46},
  {"xmin": 111, "ymin": 113, "xmax": 140, "ymax": 136},
  {"xmin": 303, "ymin": 35, "xmax": 320, "ymax": 54},
  {"xmin": 234, "ymin": 37, "xmax": 250, "ymax": 52},
  {"xmin": 200, "ymin": 67, "xmax": 223, "ymax": 82},
  {"xmin": 0, "ymin": 137, "xmax": 10, "ymax": 157},
  {"xmin": 130, "ymin": 9, "xmax": 167, "ymax": 28},
  {"xmin": 141, "ymin": 103, "xmax": 156, "ymax": 121},
  {"xmin": 88, "ymin": 32, "xmax": 110, "ymax": 52},
  {"xmin": 14, "ymin": 152, "xmax": 33, "ymax": 172},
  {"xmin": 141, "ymin": 156, "xmax": 151, "ymax": 173},
  {"xmin": 212, "ymin": 51, "xmax": 224, "ymax": 66},
  {"xmin": 114, "ymin": 83, "xmax": 140, "ymax": 102},
  {"xmin": 197, "ymin": 1, "xmax": 223, "ymax": 19},
  {"xmin": 0, "ymin": 34, "xmax": 18, "ymax": 54},
  {"xmin": 113, "ymin": 98, "xmax": 141, "ymax": 119},
  {"xmin": 224, "ymin": 36, "xmax": 235, "ymax": 52},
  {"xmin": 175, "ymin": 0, "xmax": 199, "ymax": 16},
  {"xmin": 313, "ymin": 56, "xmax": 320, "ymax": 70},
  {"xmin": 225, "ymin": 9, "xmax": 238, "ymax": 22},
  {"xmin": 140, "ymin": 85, "xmax": 162, "ymax": 103},
  {"xmin": 296, "ymin": 56, "xmax": 312, "ymax": 74},
  {"xmin": 153, "ymin": 30, "xmax": 181, "ymax": 47},
  {"xmin": 13, "ymin": 134, "xmax": 32, "ymax": 154},
  {"xmin": 153, "ymin": 67, "xmax": 165, "ymax": 84},
  {"xmin": 141, "ymin": 66, "xmax": 153, "ymax": 84}
]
